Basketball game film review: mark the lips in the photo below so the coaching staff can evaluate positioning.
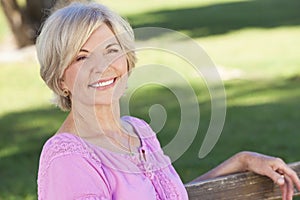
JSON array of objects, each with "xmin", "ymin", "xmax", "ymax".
[{"xmin": 88, "ymin": 77, "xmax": 117, "ymax": 89}]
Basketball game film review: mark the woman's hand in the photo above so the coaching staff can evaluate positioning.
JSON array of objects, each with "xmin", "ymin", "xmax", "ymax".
[
  {"xmin": 241, "ymin": 151, "xmax": 300, "ymax": 200},
  {"xmin": 190, "ymin": 151, "xmax": 300, "ymax": 200}
]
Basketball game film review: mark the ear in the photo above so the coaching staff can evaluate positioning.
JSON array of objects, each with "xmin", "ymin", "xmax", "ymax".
[{"xmin": 59, "ymin": 77, "xmax": 68, "ymax": 91}]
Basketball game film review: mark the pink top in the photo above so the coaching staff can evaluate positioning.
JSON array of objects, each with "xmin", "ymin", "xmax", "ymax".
[{"xmin": 37, "ymin": 116, "xmax": 188, "ymax": 200}]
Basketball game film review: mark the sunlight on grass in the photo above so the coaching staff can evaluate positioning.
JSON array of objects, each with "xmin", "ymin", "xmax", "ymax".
[
  {"xmin": 0, "ymin": 6, "xmax": 10, "ymax": 43},
  {"xmin": 225, "ymin": 79, "xmax": 300, "ymax": 106},
  {"xmin": 0, "ymin": 145, "xmax": 19, "ymax": 158},
  {"xmin": 134, "ymin": 48, "xmax": 207, "ymax": 84},
  {"xmin": 16, "ymin": 0, "xmax": 26, "ymax": 7},
  {"xmin": 198, "ymin": 26, "xmax": 300, "ymax": 79},
  {"xmin": 0, "ymin": 62, "xmax": 52, "ymax": 117},
  {"xmin": 99, "ymin": 0, "xmax": 248, "ymax": 15}
]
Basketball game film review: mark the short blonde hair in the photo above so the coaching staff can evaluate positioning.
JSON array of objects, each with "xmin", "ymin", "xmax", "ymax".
[{"xmin": 36, "ymin": 2, "xmax": 136, "ymax": 111}]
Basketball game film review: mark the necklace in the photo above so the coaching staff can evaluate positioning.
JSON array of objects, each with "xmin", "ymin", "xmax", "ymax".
[{"xmin": 105, "ymin": 133, "xmax": 134, "ymax": 155}]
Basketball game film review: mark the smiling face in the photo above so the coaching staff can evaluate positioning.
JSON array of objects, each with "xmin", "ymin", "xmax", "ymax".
[{"xmin": 61, "ymin": 23, "xmax": 128, "ymax": 108}]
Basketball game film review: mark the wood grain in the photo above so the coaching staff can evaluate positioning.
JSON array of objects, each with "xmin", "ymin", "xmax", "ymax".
[{"xmin": 185, "ymin": 161, "xmax": 300, "ymax": 200}]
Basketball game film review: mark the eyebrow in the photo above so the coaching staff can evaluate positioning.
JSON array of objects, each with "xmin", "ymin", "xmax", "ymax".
[{"xmin": 79, "ymin": 48, "xmax": 90, "ymax": 53}]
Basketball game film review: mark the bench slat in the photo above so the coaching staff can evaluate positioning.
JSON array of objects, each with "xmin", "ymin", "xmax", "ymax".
[{"xmin": 185, "ymin": 161, "xmax": 300, "ymax": 199}]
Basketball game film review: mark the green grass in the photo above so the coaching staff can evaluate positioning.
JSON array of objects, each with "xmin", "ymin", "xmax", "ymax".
[
  {"xmin": 1, "ymin": 0, "xmax": 300, "ymax": 199},
  {"xmin": 0, "ymin": 62, "xmax": 51, "ymax": 116},
  {"xmin": 198, "ymin": 27, "xmax": 300, "ymax": 79},
  {"xmin": 99, "ymin": 0, "xmax": 240, "ymax": 15},
  {"xmin": 0, "ymin": 7, "xmax": 10, "ymax": 43},
  {"xmin": 125, "ymin": 77, "xmax": 300, "ymax": 181}
]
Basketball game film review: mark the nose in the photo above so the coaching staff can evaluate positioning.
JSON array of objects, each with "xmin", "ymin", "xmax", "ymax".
[{"xmin": 86, "ymin": 52, "xmax": 110, "ymax": 74}]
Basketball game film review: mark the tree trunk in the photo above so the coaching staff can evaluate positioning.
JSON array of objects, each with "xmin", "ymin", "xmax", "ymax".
[
  {"xmin": 0, "ymin": 0, "xmax": 87, "ymax": 48},
  {"xmin": 0, "ymin": 0, "xmax": 34, "ymax": 47},
  {"xmin": 25, "ymin": 0, "xmax": 56, "ymax": 38}
]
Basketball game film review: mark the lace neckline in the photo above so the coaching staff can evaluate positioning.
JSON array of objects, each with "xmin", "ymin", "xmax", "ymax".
[{"xmin": 56, "ymin": 116, "xmax": 146, "ymax": 158}]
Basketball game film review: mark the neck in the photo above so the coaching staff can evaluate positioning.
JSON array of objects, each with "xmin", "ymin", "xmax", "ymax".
[
  {"xmin": 67, "ymin": 100, "xmax": 123, "ymax": 139},
  {"xmin": 59, "ymin": 100, "xmax": 141, "ymax": 154}
]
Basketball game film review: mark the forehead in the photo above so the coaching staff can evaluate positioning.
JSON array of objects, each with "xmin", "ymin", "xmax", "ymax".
[{"xmin": 82, "ymin": 23, "xmax": 118, "ymax": 51}]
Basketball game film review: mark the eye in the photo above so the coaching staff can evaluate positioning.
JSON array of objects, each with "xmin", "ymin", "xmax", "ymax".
[
  {"xmin": 106, "ymin": 44, "xmax": 122, "ymax": 55},
  {"xmin": 107, "ymin": 48, "xmax": 120, "ymax": 54},
  {"xmin": 75, "ymin": 55, "xmax": 88, "ymax": 62}
]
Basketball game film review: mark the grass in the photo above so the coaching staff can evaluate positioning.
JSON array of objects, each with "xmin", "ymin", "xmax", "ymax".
[
  {"xmin": 0, "ymin": 62, "xmax": 51, "ymax": 116},
  {"xmin": 0, "ymin": 6, "xmax": 10, "ymax": 43},
  {"xmin": 125, "ymin": 77, "xmax": 300, "ymax": 181},
  {"xmin": 1, "ymin": 0, "xmax": 300, "ymax": 199},
  {"xmin": 198, "ymin": 27, "xmax": 300, "ymax": 79},
  {"xmin": 99, "ymin": 0, "xmax": 238, "ymax": 16}
]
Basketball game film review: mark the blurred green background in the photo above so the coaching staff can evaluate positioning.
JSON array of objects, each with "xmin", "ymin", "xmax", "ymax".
[{"xmin": 1, "ymin": 0, "xmax": 300, "ymax": 199}]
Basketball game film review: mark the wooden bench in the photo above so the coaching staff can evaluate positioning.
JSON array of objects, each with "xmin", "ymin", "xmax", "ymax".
[{"xmin": 185, "ymin": 161, "xmax": 300, "ymax": 199}]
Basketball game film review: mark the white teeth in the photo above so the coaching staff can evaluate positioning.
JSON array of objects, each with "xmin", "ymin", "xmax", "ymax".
[{"xmin": 90, "ymin": 79, "xmax": 114, "ymax": 88}]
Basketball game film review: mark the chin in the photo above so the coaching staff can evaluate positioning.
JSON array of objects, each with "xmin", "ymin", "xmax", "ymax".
[{"xmin": 94, "ymin": 98, "xmax": 121, "ymax": 106}]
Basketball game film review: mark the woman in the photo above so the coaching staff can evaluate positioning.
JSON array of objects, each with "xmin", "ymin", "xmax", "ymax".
[{"xmin": 36, "ymin": 2, "xmax": 300, "ymax": 200}]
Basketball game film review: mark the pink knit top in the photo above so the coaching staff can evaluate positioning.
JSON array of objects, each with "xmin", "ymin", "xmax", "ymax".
[{"xmin": 37, "ymin": 116, "xmax": 188, "ymax": 200}]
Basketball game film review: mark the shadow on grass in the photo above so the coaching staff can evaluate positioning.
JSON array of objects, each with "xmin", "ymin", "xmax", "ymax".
[
  {"xmin": 125, "ymin": 77, "xmax": 300, "ymax": 182},
  {"xmin": 1, "ymin": 77, "xmax": 300, "ymax": 198},
  {"xmin": 0, "ymin": 107, "xmax": 67, "ymax": 199},
  {"xmin": 127, "ymin": 0, "xmax": 300, "ymax": 38},
  {"xmin": 175, "ymin": 77, "xmax": 300, "ymax": 182}
]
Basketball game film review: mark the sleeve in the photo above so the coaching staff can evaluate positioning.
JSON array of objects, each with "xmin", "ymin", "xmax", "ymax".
[{"xmin": 41, "ymin": 154, "xmax": 111, "ymax": 200}]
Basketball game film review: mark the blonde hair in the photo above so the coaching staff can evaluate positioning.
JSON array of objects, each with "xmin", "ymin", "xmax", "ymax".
[{"xmin": 36, "ymin": 2, "xmax": 136, "ymax": 111}]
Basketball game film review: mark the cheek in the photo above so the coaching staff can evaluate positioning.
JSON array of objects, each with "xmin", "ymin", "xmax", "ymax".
[
  {"xmin": 114, "ymin": 55, "xmax": 128, "ymax": 74},
  {"xmin": 64, "ymin": 64, "xmax": 83, "ymax": 91}
]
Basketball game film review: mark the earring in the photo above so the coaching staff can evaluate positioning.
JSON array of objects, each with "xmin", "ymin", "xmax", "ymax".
[{"xmin": 62, "ymin": 89, "xmax": 70, "ymax": 97}]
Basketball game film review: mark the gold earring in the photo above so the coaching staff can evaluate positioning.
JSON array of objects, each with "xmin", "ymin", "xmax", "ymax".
[{"xmin": 62, "ymin": 89, "xmax": 70, "ymax": 97}]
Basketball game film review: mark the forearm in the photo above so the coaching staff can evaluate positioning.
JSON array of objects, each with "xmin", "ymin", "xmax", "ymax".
[{"xmin": 190, "ymin": 151, "xmax": 250, "ymax": 183}]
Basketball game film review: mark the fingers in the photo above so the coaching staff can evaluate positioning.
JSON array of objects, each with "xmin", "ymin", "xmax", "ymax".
[
  {"xmin": 280, "ymin": 175, "xmax": 294, "ymax": 200},
  {"xmin": 269, "ymin": 172, "xmax": 293, "ymax": 200},
  {"xmin": 285, "ymin": 175, "xmax": 294, "ymax": 200},
  {"xmin": 280, "ymin": 165, "xmax": 300, "ymax": 191},
  {"xmin": 255, "ymin": 157, "xmax": 299, "ymax": 200},
  {"xmin": 264, "ymin": 167, "xmax": 285, "ymax": 186},
  {"xmin": 242, "ymin": 152, "xmax": 300, "ymax": 200},
  {"xmin": 279, "ymin": 183, "xmax": 287, "ymax": 200},
  {"xmin": 278, "ymin": 175, "xmax": 285, "ymax": 185},
  {"xmin": 271, "ymin": 158, "xmax": 300, "ymax": 190}
]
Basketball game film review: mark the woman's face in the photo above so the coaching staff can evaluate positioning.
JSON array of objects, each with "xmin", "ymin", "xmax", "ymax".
[{"xmin": 61, "ymin": 23, "xmax": 128, "ymax": 107}]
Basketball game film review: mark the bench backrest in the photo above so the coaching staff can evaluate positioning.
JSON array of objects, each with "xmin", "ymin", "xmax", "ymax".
[{"xmin": 185, "ymin": 161, "xmax": 300, "ymax": 199}]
